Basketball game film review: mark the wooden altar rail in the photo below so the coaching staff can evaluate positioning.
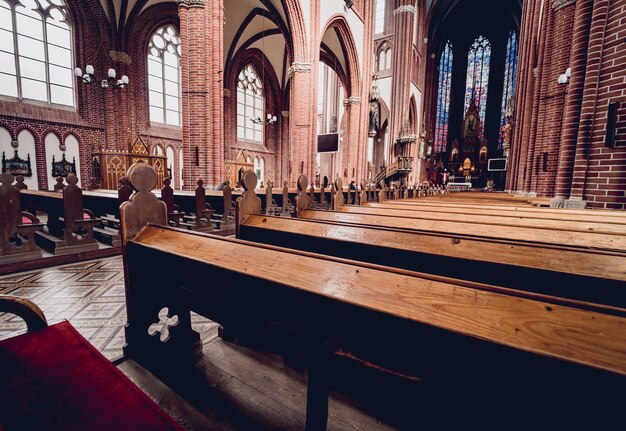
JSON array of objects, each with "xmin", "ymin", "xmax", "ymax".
[
  {"xmin": 124, "ymin": 225, "xmax": 626, "ymax": 429},
  {"xmin": 336, "ymin": 205, "xmax": 626, "ymax": 235}
]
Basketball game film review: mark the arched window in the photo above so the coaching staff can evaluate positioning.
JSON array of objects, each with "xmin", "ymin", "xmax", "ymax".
[
  {"xmin": 237, "ymin": 64, "xmax": 264, "ymax": 143},
  {"xmin": 464, "ymin": 35, "xmax": 491, "ymax": 139},
  {"xmin": 148, "ymin": 25, "xmax": 181, "ymax": 126},
  {"xmin": 0, "ymin": 0, "xmax": 74, "ymax": 106},
  {"xmin": 434, "ymin": 40, "xmax": 453, "ymax": 153},
  {"xmin": 377, "ymin": 48, "xmax": 392, "ymax": 72},
  {"xmin": 375, "ymin": 0, "xmax": 385, "ymax": 34},
  {"xmin": 500, "ymin": 31, "xmax": 518, "ymax": 148}
]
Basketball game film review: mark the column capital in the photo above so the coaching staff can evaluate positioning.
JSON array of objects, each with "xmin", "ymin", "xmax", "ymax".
[
  {"xmin": 177, "ymin": 0, "xmax": 204, "ymax": 8},
  {"xmin": 343, "ymin": 96, "xmax": 362, "ymax": 106},
  {"xmin": 393, "ymin": 5, "xmax": 416, "ymax": 15},
  {"xmin": 287, "ymin": 62, "xmax": 312, "ymax": 78},
  {"xmin": 552, "ymin": 0, "xmax": 575, "ymax": 10}
]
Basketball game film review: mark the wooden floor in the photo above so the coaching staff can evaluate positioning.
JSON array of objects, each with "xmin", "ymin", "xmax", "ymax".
[{"xmin": 118, "ymin": 328, "xmax": 409, "ymax": 431}]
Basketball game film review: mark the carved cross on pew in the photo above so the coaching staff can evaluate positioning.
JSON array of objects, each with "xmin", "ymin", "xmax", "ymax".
[{"xmin": 147, "ymin": 307, "xmax": 179, "ymax": 342}]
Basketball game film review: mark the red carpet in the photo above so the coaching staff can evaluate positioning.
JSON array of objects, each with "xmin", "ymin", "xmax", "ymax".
[{"xmin": 0, "ymin": 321, "xmax": 185, "ymax": 431}]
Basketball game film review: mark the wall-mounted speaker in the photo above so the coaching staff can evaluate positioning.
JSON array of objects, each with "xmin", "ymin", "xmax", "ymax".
[{"xmin": 606, "ymin": 101, "xmax": 618, "ymax": 148}]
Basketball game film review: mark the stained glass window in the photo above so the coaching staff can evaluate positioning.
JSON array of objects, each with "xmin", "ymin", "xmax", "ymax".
[
  {"xmin": 0, "ymin": 0, "xmax": 74, "ymax": 106},
  {"xmin": 148, "ymin": 25, "xmax": 182, "ymax": 126},
  {"xmin": 464, "ymin": 35, "xmax": 491, "ymax": 139},
  {"xmin": 500, "ymin": 31, "xmax": 518, "ymax": 149},
  {"xmin": 434, "ymin": 40, "xmax": 453, "ymax": 154}
]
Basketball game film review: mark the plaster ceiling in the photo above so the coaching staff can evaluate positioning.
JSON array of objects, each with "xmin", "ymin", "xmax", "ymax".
[
  {"xmin": 321, "ymin": 28, "xmax": 347, "ymax": 81},
  {"xmin": 96, "ymin": 0, "xmax": 289, "ymax": 87}
]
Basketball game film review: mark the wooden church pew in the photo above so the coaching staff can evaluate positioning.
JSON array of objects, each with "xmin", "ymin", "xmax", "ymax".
[
  {"xmin": 384, "ymin": 198, "xmax": 626, "ymax": 217},
  {"xmin": 366, "ymin": 201, "xmax": 626, "ymax": 224},
  {"xmin": 120, "ymin": 165, "xmax": 626, "ymax": 429},
  {"xmin": 298, "ymin": 209, "xmax": 626, "ymax": 252},
  {"xmin": 336, "ymin": 205, "xmax": 626, "ymax": 235},
  {"xmin": 28, "ymin": 174, "xmax": 101, "ymax": 255},
  {"xmin": 237, "ymin": 175, "xmax": 626, "ymax": 307},
  {"xmin": 0, "ymin": 173, "xmax": 44, "ymax": 263},
  {"xmin": 238, "ymin": 214, "xmax": 626, "ymax": 307}
]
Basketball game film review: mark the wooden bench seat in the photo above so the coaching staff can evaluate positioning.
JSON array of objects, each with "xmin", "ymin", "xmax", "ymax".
[
  {"xmin": 298, "ymin": 209, "xmax": 626, "ymax": 252},
  {"xmin": 238, "ymin": 214, "xmax": 626, "ymax": 307},
  {"xmin": 337, "ymin": 205, "xmax": 626, "ymax": 234},
  {"xmin": 366, "ymin": 201, "xmax": 626, "ymax": 224},
  {"xmin": 386, "ymin": 198, "xmax": 626, "ymax": 217}
]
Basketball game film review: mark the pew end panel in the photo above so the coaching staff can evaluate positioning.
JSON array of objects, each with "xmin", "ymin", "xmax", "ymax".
[
  {"xmin": 0, "ymin": 173, "xmax": 44, "ymax": 262},
  {"xmin": 235, "ymin": 170, "xmax": 262, "ymax": 237}
]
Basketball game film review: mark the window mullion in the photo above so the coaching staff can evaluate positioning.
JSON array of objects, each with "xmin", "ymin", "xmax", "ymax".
[
  {"xmin": 11, "ymin": 3, "xmax": 21, "ymax": 100},
  {"xmin": 43, "ymin": 13, "xmax": 52, "ymax": 104},
  {"xmin": 161, "ymin": 54, "xmax": 166, "ymax": 122}
]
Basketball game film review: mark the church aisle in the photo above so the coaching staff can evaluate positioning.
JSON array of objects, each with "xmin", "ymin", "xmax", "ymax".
[{"xmin": 0, "ymin": 257, "xmax": 217, "ymax": 361}]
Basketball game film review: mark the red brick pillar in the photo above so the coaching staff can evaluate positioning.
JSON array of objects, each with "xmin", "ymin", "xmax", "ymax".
[
  {"xmin": 567, "ymin": 0, "xmax": 610, "ymax": 207},
  {"xmin": 178, "ymin": 0, "xmax": 208, "ymax": 190},
  {"xmin": 388, "ymin": 1, "xmax": 416, "ymax": 158},
  {"xmin": 551, "ymin": 0, "xmax": 593, "ymax": 206},
  {"xmin": 341, "ymin": 98, "xmax": 362, "ymax": 183},
  {"xmin": 207, "ymin": 0, "xmax": 224, "ymax": 186},
  {"xmin": 509, "ymin": 0, "xmax": 542, "ymax": 192},
  {"xmin": 522, "ymin": 0, "xmax": 552, "ymax": 195},
  {"xmin": 288, "ymin": 62, "xmax": 315, "ymax": 186}
]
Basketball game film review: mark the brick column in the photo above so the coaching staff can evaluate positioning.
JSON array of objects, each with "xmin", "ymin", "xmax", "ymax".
[
  {"xmin": 550, "ymin": 0, "xmax": 592, "ymax": 207},
  {"xmin": 522, "ymin": 0, "xmax": 552, "ymax": 195},
  {"xmin": 207, "ymin": 0, "xmax": 224, "ymax": 186},
  {"xmin": 388, "ymin": 1, "xmax": 416, "ymax": 156},
  {"xmin": 509, "ymin": 0, "xmax": 542, "ymax": 193},
  {"xmin": 567, "ymin": 0, "xmax": 610, "ymax": 208},
  {"xmin": 341, "ymin": 97, "xmax": 362, "ymax": 183},
  {"xmin": 178, "ymin": 0, "xmax": 208, "ymax": 190},
  {"xmin": 288, "ymin": 62, "xmax": 314, "ymax": 185}
]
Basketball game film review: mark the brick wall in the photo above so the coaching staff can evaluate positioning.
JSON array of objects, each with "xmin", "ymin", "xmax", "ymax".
[
  {"xmin": 581, "ymin": 0, "xmax": 626, "ymax": 209},
  {"xmin": 510, "ymin": 0, "xmax": 626, "ymax": 209}
]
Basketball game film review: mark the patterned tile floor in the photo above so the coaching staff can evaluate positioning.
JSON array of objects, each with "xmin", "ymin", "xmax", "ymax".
[{"xmin": 0, "ymin": 257, "xmax": 217, "ymax": 361}]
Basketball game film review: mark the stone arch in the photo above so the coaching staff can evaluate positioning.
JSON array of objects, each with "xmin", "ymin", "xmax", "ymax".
[
  {"xmin": 409, "ymin": 95, "xmax": 418, "ymax": 135},
  {"xmin": 12, "ymin": 129, "xmax": 40, "ymax": 190},
  {"xmin": 320, "ymin": 15, "xmax": 362, "ymax": 95},
  {"xmin": 281, "ymin": 0, "xmax": 308, "ymax": 60}
]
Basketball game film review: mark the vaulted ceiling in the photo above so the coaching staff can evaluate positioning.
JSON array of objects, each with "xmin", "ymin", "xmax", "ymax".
[{"xmin": 428, "ymin": 0, "xmax": 522, "ymax": 51}]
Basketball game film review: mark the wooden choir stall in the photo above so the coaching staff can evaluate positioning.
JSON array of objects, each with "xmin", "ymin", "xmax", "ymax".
[{"xmin": 92, "ymin": 137, "xmax": 167, "ymax": 190}]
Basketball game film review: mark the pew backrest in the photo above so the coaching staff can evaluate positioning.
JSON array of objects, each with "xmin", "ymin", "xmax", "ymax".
[{"xmin": 120, "ymin": 162, "xmax": 167, "ymax": 244}]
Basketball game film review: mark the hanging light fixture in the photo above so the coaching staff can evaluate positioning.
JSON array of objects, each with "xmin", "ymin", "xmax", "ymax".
[
  {"xmin": 74, "ymin": 65, "xmax": 129, "ymax": 90},
  {"xmin": 250, "ymin": 15, "xmax": 277, "ymax": 126}
]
